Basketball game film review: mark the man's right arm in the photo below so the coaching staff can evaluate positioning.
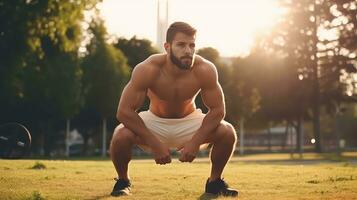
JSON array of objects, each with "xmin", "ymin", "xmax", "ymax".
[
  {"xmin": 117, "ymin": 64, "xmax": 154, "ymax": 143},
  {"xmin": 116, "ymin": 63, "xmax": 171, "ymax": 164}
]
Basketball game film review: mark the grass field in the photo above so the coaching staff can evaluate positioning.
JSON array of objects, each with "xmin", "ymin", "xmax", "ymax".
[{"xmin": 1, "ymin": 153, "xmax": 357, "ymax": 200}]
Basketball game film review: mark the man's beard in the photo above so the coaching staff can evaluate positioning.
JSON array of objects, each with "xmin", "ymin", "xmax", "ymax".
[{"xmin": 170, "ymin": 52, "xmax": 193, "ymax": 70}]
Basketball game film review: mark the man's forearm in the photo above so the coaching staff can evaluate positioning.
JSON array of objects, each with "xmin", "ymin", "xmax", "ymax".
[{"xmin": 191, "ymin": 107, "xmax": 225, "ymax": 144}]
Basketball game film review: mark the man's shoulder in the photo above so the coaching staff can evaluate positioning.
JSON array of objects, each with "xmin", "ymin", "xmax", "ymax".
[
  {"xmin": 146, "ymin": 53, "xmax": 166, "ymax": 66},
  {"xmin": 194, "ymin": 55, "xmax": 217, "ymax": 76},
  {"xmin": 133, "ymin": 54, "xmax": 164, "ymax": 76},
  {"xmin": 193, "ymin": 55, "xmax": 219, "ymax": 88}
]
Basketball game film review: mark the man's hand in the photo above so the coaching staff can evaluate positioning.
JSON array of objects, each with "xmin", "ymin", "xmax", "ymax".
[
  {"xmin": 177, "ymin": 141, "xmax": 200, "ymax": 162},
  {"xmin": 149, "ymin": 139, "xmax": 171, "ymax": 165}
]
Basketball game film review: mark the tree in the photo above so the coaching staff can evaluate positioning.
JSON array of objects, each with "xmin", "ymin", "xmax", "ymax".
[
  {"xmin": 318, "ymin": 0, "xmax": 357, "ymax": 153},
  {"xmin": 263, "ymin": 0, "xmax": 357, "ymax": 152},
  {"xmin": 114, "ymin": 36, "xmax": 159, "ymax": 69},
  {"xmin": 318, "ymin": 0, "xmax": 357, "ymax": 105},
  {"xmin": 0, "ymin": 0, "xmax": 99, "ymax": 155},
  {"xmin": 236, "ymin": 48, "xmax": 314, "ymax": 152},
  {"xmin": 0, "ymin": 1, "xmax": 30, "ymax": 122},
  {"xmin": 82, "ymin": 16, "xmax": 130, "ymax": 156}
]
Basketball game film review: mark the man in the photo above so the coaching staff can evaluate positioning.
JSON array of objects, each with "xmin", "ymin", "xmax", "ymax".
[{"xmin": 110, "ymin": 22, "xmax": 238, "ymax": 197}]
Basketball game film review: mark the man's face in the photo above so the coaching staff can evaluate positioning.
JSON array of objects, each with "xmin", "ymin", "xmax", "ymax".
[{"xmin": 167, "ymin": 32, "xmax": 196, "ymax": 70}]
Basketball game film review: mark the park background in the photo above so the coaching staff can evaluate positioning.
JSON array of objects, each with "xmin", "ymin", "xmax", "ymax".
[{"xmin": 0, "ymin": 0, "xmax": 356, "ymax": 158}]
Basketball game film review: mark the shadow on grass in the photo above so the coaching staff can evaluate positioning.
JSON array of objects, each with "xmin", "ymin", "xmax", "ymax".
[{"xmin": 197, "ymin": 193, "xmax": 218, "ymax": 200}]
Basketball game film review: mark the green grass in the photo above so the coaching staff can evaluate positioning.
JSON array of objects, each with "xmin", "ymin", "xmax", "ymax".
[{"xmin": 1, "ymin": 154, "xmax": 357, "ymax": 200}]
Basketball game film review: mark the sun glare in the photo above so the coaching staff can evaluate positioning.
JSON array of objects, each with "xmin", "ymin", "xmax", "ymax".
[{"xmin": 99, "ymin": 0, "xmax": 283, "ymax": 57}]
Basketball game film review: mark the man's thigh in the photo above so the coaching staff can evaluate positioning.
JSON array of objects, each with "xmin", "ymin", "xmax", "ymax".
[
  {"xmin": 114, "ymin": 124, "xmax": 146, "ymax": 146},
  {"xmin": 114, "ymin": 124, "xmax": 166, "ymax": 153}
]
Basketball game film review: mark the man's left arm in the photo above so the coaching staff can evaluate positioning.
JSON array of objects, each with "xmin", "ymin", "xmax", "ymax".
[
  {"xmin": 178, "ymin": 63, "xmax": 225, "ymax": 162},
  {"xmin": 192, "ymin": 64, "xmax": 225, "ymax": 144}
]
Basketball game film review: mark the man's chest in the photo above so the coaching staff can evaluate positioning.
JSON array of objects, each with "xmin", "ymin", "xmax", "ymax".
[{"xmin": 148, "ymin": 74, "xmax": 201, "ymax": 101}]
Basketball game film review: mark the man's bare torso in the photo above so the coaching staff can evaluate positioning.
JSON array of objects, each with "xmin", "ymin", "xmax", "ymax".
[{"xmin": 143, "ymin": 54, "xmax": 209, "ymax": 118}]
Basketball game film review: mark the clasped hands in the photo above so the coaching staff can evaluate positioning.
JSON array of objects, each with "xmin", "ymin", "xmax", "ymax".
[{"xmin": 150, "ymin": 140, "xmax": 200, "ymax": 165}]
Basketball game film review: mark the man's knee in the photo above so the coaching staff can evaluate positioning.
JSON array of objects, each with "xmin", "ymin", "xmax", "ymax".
[
  {"xmin": 208, "ymin": 121, "xmax": 237, "ymax": 144},
  {"xmin": 111, "ymin": 126, "xmax": 136, "ymax": 145},
  {"xmin": 210, "ymin": 122, "xmax": 237, "ymax": 146},
  {"xmin": 222, "ymin": 122, "xmax": 237, "ymax": 144}
]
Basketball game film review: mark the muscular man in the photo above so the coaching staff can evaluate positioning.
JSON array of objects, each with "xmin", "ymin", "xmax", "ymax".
[{"xmin": 110, "ymin": 22, "xmax": 238, "ymax": 197}]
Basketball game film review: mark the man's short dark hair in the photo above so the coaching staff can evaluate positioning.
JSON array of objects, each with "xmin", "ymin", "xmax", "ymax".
[{"xmin": 166, "ymin": 22, "xmax": 197, "ymax": 43}]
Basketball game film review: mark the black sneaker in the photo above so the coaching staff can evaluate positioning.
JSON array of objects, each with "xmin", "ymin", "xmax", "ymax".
[
  {"xmin": 205, "ymin": 178, "xmax": 238, "ymax": 197},
  {"xmin": 111, "ymin": 178, "xmax": 131, "ymax": 196}
]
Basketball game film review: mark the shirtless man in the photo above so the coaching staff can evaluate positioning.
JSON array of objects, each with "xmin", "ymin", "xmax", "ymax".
[{"xmin": 110, "ymin": 22, "xmax": 238, "ymax": 197}]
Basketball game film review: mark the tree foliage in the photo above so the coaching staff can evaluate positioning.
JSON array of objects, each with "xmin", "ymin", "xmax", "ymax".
[
  {"xmin": 0, "ymin": 0, "xmax": 99, "ymax": 155},
  {"xmin": 114, "ymin": 36, "xmax": 159, "ymax": 68},
  {"xmin": 82, "ymin": 16, "xmax": 130, "ymax": 119}
]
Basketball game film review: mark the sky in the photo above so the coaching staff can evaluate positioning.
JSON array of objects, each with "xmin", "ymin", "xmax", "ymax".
[{"xmin": 98, "ymin": 0, "xmax": 284, "ymax": 57}]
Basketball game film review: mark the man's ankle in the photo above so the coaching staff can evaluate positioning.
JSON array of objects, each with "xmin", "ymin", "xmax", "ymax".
[
  {"xmin": 116, "ymin": 177, "xmax": 130, "ymax": 181},
  {"xmin": 208, "ymin": 176, "xmax": 221, "ymax": 182}
]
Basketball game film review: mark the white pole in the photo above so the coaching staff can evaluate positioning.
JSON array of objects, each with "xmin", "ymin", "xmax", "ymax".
[
  {"xmin": 102, "ymin": 118, "xmax": 107, "ymax": 157},
  {"xmin": 66, "ymin": 119, "xmax": 70, "ymax": 157}
]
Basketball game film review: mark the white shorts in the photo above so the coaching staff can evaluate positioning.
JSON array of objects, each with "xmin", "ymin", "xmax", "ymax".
[{"xmin": 118, "ymin": 109, "xmax": 206, "ymax": 152}]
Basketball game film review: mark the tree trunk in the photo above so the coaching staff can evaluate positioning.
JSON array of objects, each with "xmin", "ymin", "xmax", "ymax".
[
  {"xmin": 335, "ymin": 108, "xmax": 342, "ymax": 156},
  {"xmin": 299, "ymin": 119, "xmax": 304, "ymax": 158},
  {"xmin": 239, "ymin": 118, "xmax": 245, "ymax": 155},
  {"xmin": 102, "ymin": 118, "xmax": 107, "ymax": 157},
  {"xmin": 295, "ymin": 117, "xmax": 304, "ymax": 158},
  {"xmin": 82, "ymin": 130, "xmax": 90, "ymax": 156},
  {"xmin": 289, "ymin": 124, "xmax": 294, "ymax": 156},
  {"xmin": 267, "ymin": 122, "xmax": 272, "ymax": 152},
  {"xmin": 295, "ymin": 119, "xmax": 300, "ymax": 152},
  {"xmin": 312, "ymin": 0, "xmax": 322, "ymax": 153}
]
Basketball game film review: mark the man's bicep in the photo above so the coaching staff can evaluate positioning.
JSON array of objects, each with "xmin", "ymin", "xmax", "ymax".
[
  {"xmin": 118, "ymin": 64, "xmax": 151, "ymax": 112},
  {"xmin": 201, "ymin": 83, "xmax": 224, "ymax": 110},
  {"xmin": 118, "ymin": 66, "xmax": 149, "ymax": 111},
  {"xmin": 200, "ymin": 63, "xmax": 224, "ymax": 110},
  {"xmin": 119, "ymin": 82, "xmax": 147, "ymax": 111}
]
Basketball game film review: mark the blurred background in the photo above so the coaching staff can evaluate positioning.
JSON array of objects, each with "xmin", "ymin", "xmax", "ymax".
[{"xmin": 0, "ymin": 0, "xmax": 356, "ymax": 157}]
